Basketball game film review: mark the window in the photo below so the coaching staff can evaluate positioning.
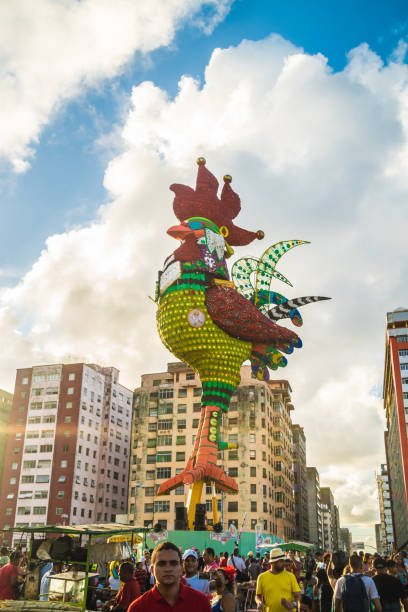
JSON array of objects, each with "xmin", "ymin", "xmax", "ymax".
[
  {"xmin": 56, "ymin": 508, "xmax": 63, "ymax": 515},
  {"xmin": 67, "ymin": 387, "xmax": 74, "ymax": 395},
  {"xmin": 24, "ymin": 445, "xmax": 37, "ymax": 454},
  {"xmin": 42, "ymin": 415, "xmax": 56, "ymax": 424},
  {"xmin": 146, "ymin": 470, "xmax": 155, "ymax": 480},
  {"xmin": 46, "ymin": 387, "xmax": 58, "ymax": 395},
  {"xmin": 176, "ymin": 436, "xmax": 186, "ymax": 445},
  {"xmin": 186, "ymin": 372, "xmax": 195, "ymax": 380},
  {"xmin": 193, "ymin": 387, "xmax": 202, "ymax": 396},
  {"xmin": 144, "ymin": 503, "xmax": 154, "ymax": 513},
  {"xmin": 228, "ymin": 450, "xmax": 238, "ymax": 460},
  {"xmin": 37, "ymin": 459, "xmax": 51, "ymax": 469},
  {"xmin": 250, "ymin": 467, "xmax": 256, "ymax": 477},
  {"xmin": 148, "ymin": 422, "xmax": 157, "ymax": 432},
  {"xmin": 66, "ymin": 402, "xmax": 72, "ymax": 409},
  {"xmin": 229, "ymin": 467, "xmax": 238, "ymax": 477},
  {"xmin": 58, "ymin": 475, "xmax": 67, "ymax": 483},
  {"xmin": 23, "ymin": 460, "xmax": 36, "ymax": 469},
  {"xmin": 57, "ymin": 491, "xmax": 64, "ymax": 499},
  {"xmin": 19, "ymin": 491, "xmax": 33, "ymax": 499},
  {"xmin": 146, "ymin": 454, "xmax": 156, "ymax": 464},
  {"xmin": 35, "ymin": 490, "xmax": 48, "ymax": 499},
  {"xmin": 22, "ymin": 377, "xmax": 29, "ymax": 384},
  {"xmin": 178, "ymin": 389, "xmax": 187, "ymax": 398},
  {"xmin": 157, "ymin": 467, "xmax": 171, "ymax": 479},
  {"xmin": 9, "ymin": 477, "xmax": 16, "ymax": 485},
  {"xmin": 158, "ymin": 420, "xmax": 172, "ymax": 431},
  {"xmin": 64, "ymin": 416, "xmax": 71, "ymax": 423},
  {"xmin": 157, "ymin": 435, "xmax": 172, "ymax": 446},
  {"xmin": 11, "ymin": 462, "xmax": 18, "ymax": 470},
  {"xmin": 40, "ymin": 445, "xmax": 53, "ymax": 453},
  {"xmin": 44, "ymin": 402, "xmax": 57, "ymax": 410},
  {"xmin": 249, "ymin": 450, "xmax": 256, "ymax": 460},
  {"xmin": 159, "ymin": 388, "xmax": 173, "ymax": 399},
  {"xmin": 193, "ymin": 403, "xmax": 201, "ymax": 412},
  {"xmin": 177, "ymin": 419, "xmax": 186, "ymax": 429},
  {"xmin": 41, "ymin": 430, "xmax": 54, "ymax": 438},
  {"xmin": 17, "ymin": 507, "xmax": 31, "ymax": 515},
  {"xmin": 27, "ymin": 432, "xmax": 39, "ymax": 439},
  {"xmin": 154, "ymin": 500, "xmax": 170, "ymax": 512},
  {"xmin": 28, "ymin": 416, "xmax": 41, "ymax": 424},
  {"xmin": 36, "ymin": 475, "xmax": 49, "ymax": 483},
  {"xmin": 158, "ymin": 403, "xmax": 173, "ymax": 415},
  {"xmin": 177, "ymin": 404, "xmax": 187, "ymax": 413},
  {"xmin": 33, "ymin": 507, "xmax": 46, "ymax": 515},
  {"xmin": 149, "ymin": 407, "xmax": 158, "ymax": 417},
  {"xmin": 147, "ymin": 438, "xmax": 156, "ymax": 448},
  {"xmin": 21, "ymin": 475, "xmax": 34, "ymax": 484},
  {"xmin": 228, "ymin": 501, "xmax": 238, "ymax": 512},
  {"xmin": 176, "ymin": 452, "xmax": 185, "ymax": 461},
  {"xmin": 156, "ymin": 451, "xmax": 171, "ymax": 463}
]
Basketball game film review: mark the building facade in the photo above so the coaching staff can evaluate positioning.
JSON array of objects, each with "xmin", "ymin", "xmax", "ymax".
[
  {"xmin": 320, "ymin": 487, "xmax": 339, "ymax": 551},
  {"xmin": 129, "ymin": 363, "xmax": 297, "ymax": 539},
  {"xmin": 0, "ymin": 389, "xmax": 13, "ymax": 486},
  {"xmin": 0, "ymin": 363, "xmax": 132, "ymax": 547},
  {"xmin": 376, "ymin": 463, "xmax": 394, "ymax": 555},
  {"xmin": 383, "ymin": 308, "xmax": 408, "ymax": 548},
  {"xmin": 292, "ymin": 424, "xmax": 309, "ymax": 542},
  {"xmin": 306, "ymin": 467, "xmax": 323, "ymax": 549},
  {"xmin": 339, "ymin": 527, "xmax": 352, "ymax": 554}
]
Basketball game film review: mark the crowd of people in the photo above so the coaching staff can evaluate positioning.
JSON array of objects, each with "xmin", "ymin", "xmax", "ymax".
[{"xmin": 0, "ymin": 541, "xmax": 407, "ymax": 611}]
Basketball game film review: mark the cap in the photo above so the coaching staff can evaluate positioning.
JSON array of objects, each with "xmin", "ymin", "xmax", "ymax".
[
  {"xmin": 373, "ymin": 557, "xmax": 387, "ymax": 570},
  {"xmin": 269, "ymin": 548, "xmax": 286, "ymax": 562},
  {"xmin": 182, "ymin": 549, "xmax": 198, "ymax": 561}
]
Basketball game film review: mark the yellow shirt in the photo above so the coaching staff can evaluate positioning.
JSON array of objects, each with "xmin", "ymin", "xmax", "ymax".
[{"xmin": 256, "ymin": 569, "xmax": 301, "ymax": 612}]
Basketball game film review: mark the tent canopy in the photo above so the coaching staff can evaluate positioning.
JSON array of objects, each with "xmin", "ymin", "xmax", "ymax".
[{"xmin": 2, "ymin": 523, "xmax": 149, "ymax": 539}]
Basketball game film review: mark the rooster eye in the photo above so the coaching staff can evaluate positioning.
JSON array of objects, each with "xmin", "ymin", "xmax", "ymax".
[{"xmin": 188, "ymin": 221, "xmax": 202, "ymax": 230}]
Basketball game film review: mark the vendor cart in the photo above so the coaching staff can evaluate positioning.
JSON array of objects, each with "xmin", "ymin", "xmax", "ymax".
[{"xmin": 1, "ymin": 523, "xmax": 150, "ymax": 611}]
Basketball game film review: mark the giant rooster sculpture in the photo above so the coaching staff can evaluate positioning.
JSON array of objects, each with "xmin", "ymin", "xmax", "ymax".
[{"xmin": 155, "ymin": 158, "xmax": 328, "ymax": 525}]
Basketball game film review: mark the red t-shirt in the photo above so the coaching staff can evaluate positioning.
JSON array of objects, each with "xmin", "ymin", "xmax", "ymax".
[
  {"xmin": 127, "ymin": 582, "xmax": 211, "ymax": 611},
  {"xmin": 113, "ymin": 576, "xmax": 140, "ymax": 610},
  {"xmin": 0, "ymin": 564, "xmax": 19, "ymax": 600},
  {"xmin": 219, "ymin": 558, "xmax": 227, "ymax": 567}
]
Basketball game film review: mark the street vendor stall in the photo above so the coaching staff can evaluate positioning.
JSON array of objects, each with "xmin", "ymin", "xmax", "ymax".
[{"xmin": 1, "ymin": 523, "xmax": 149, "ymax": 611}]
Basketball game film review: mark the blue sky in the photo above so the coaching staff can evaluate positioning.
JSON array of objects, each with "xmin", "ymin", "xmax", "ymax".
[
  {"xmin": 2, "ymin": 0, "xmax": 407, "ymax": 278},
  {"xmin": 1, "ymin": 0, "xmax": 408, "ymax": 544}
]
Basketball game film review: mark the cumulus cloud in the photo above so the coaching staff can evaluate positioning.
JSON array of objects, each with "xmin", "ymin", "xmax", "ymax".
[
  {"xmin": 2, "ymin": 33, "xmax": 408, "ymax": 542},
  {"xmin": 0, "ymin": 0, "xmax": 232, "ymax": 172}
]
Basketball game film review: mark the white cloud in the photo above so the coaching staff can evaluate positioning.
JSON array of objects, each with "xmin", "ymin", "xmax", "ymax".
[
  {"xmin": 2, "ymin": 33, "xmax": 408, "ymax": 542},
  {"xmin": 0, "ymin": 0, "xmax": 232, "ymax": 172}
]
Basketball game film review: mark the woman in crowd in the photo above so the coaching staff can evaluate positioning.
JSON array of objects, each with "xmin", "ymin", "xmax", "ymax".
[{"xmin": 211, "ymin": 567, "xmax": 237, "ymax": 612}]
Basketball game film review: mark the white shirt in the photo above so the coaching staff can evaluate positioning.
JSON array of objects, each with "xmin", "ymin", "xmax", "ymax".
[
  {"xmin": 334, "ymin": 573, "xmax": 379, "ymax": 601},
  {"xmin": 108, "ymin": 576, "xmax": 120, "ymax": 591},
  {"xmin": 185, "ymin": 574, "xmax": 210, "ymax": 595},
  {"xmin": 228, "ymin": 555, "xmax": 246, "ymax": 572}
]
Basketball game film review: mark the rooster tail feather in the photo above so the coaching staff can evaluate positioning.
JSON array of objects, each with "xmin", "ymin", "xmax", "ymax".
[{"xmin": 267, "ymin": 296, "xmax": 330, "ymax": 322}]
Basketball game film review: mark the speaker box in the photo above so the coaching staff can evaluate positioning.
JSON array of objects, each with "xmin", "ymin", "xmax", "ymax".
[
  {"xmin": 194, "ymin": 503, "xmax": 207, "ymax": 531},
  {"xmin": 175, "ymin": 507, "xmax": 188, "ymax": 530}
]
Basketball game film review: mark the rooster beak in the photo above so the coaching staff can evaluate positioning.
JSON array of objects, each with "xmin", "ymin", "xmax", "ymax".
[
  {"xmin": 167, "ymin": 223, "xmax": 192, "ymax": 240},
  {"xmin": 225, "ymin": 241, "xmax": 234, "ymax": 258}
]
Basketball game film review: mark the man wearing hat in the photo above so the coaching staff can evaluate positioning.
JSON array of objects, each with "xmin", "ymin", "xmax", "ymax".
[
  {"xmin": 255, "ymin": 548, "xmax": 301, "ymax": 611},
  {"xmin": 182, "ymin": 549, "xmax": 211, "ymax": 596}
]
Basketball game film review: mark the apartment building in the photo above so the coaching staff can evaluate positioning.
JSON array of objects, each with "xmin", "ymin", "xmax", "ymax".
[
  {"xmin": 306, "ymin": 467, "xmax": 323, "ymax": 548},
  {"xmin": 383, "ymin": 307, "xmax": 408, "ymax": 548},
  {"xmin": 376, "ymin": 463, "xmax": 394, "ymax": 555},
  {"xmin": 292, "ymin": 424, "xmax": 309, "ymax": 542},
  {"xmin": 0, "ymin": 363, "xmax": 132, "ymax": 547},
  {"xmin": 129, "ymin": 362, "xmax": 297, "ymax": 540},
  {"xmin": 339, "ymin": 527, "xmax": 352, "ymax": 555},
  {"xmin": 0, "ymin": 389, "xmax": 13, "ymax": 483}
]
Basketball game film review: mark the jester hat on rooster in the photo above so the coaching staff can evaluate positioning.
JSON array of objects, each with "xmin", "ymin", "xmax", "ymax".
[{"xmin": 170, "ymin": 157, "xmax": 264, "ymax": 246}]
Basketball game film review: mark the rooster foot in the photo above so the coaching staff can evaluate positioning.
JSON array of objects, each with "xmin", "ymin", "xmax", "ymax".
[{"xmin": 157, "ymin": 463, "xmax": 238, "ymax": 496}]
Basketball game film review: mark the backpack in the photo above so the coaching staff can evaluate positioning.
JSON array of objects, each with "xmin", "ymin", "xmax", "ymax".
[
  {"xmin": 340, "ymin": 574, "xmax": 370, "ymax": 612},
  {"xmin": 231, "ymin": 556, "xmax": 249, "ymax": 583}
]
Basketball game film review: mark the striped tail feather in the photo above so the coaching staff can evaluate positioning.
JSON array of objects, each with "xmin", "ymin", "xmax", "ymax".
[{"xmin": 267, "ymin": 296, "xmax": 331, "ymax": 321}]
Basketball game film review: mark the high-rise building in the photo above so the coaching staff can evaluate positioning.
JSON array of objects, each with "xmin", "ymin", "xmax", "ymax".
[
  {"xmin": 375, "ymin": 523, "xmax": 382, "ymax": 555},
  {"xmin": 339, "ymin": 527, "xmax": 352, "ymax": 555},
  {"xmin": 0, "ymin": 363, "xmax": 132, "ymax": 547},
  {"xmin": 291, "ymin": 424, "xmax": 309, "ymax": 542},
  {"xmin": 383, "ymin": 307, "xmax": 408, "ymax": 548},
  {"xmin": 333, "ymin": 505, "xmax": 341, "ymax": 551},
  {"xmin": 129, "ymin": 363, "xmax": 297, "ymax": 539},
  {"xmin": 306, "ymin": 467, "xmax": 323, "ymax": 549},
  {"xmin": 320, "ymin": 487, "xmax": 339, "ymax": 551},
  {"xmin": 0, "ymin": 389, "xmax": 13, "ymax": 483},
  {"xmin": 376, "ymin": 463, "xmax": 394, "ymax": 555}
]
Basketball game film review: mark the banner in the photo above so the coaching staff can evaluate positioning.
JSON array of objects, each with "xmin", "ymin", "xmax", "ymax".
[
  {"xmin": 210, "ymin": 524, "xmax": 238, "ymax": 544},
  {"xmin": 107, "ymin": 534, "xmax": 143, "ymax": 544},
  {"xmin": 150, "ymin": 530, "xmax": 168, "ymax": 544}
]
